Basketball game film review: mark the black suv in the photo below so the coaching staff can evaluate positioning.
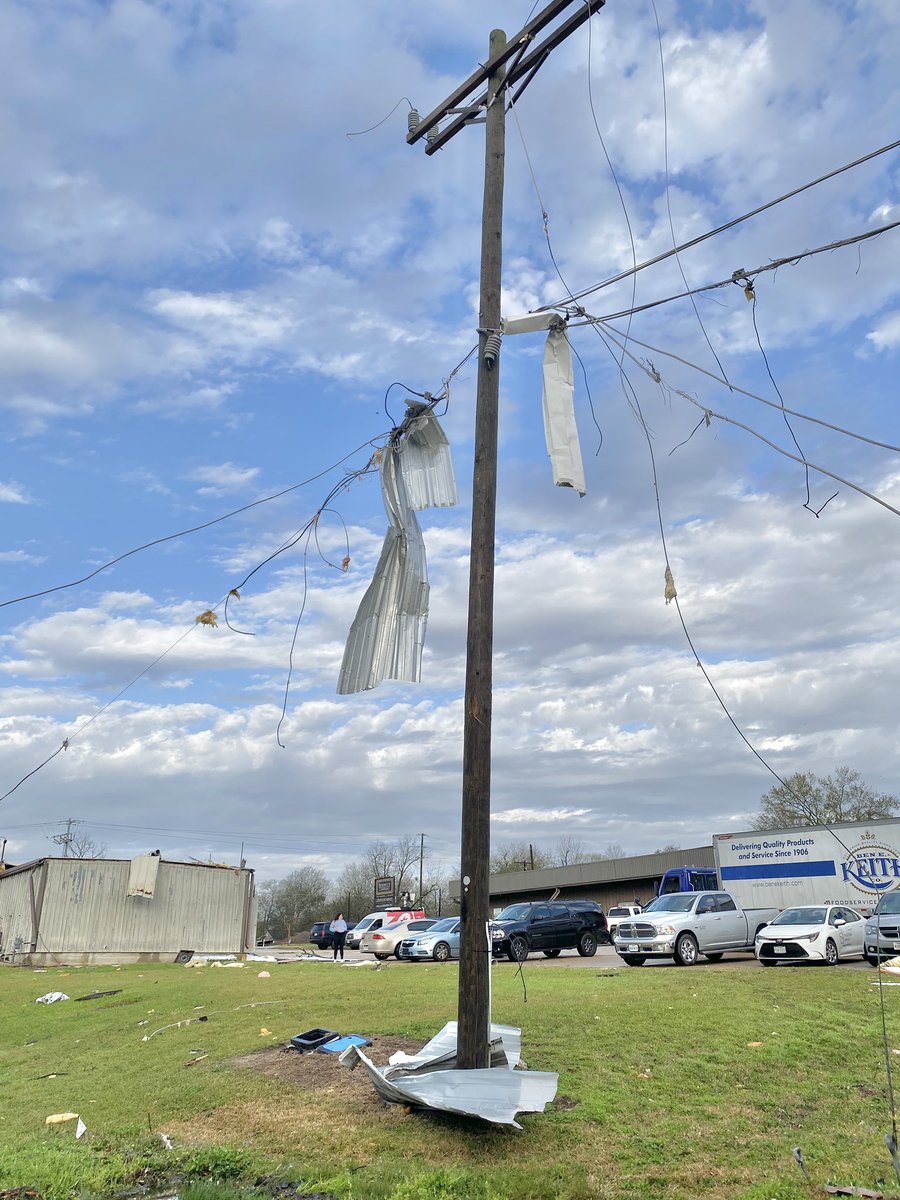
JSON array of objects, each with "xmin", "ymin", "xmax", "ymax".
[
  {"xmin": 309, "ymin": 921, "xmax": 331, "ymax": 949},
  {"xmin": 309, "ymin": 920, "xmax": 356, "ymax": 950},
  {"xmin": 491, "ymin": 900, "xmax": 608, "ymax": 961}
]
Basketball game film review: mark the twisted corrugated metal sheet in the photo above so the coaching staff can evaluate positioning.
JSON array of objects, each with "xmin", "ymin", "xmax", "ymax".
[
  {"xmin": 337, "ymin": 408, "xmax": 457, "ymax": 694},
  {"xmin": 399, "ymin": 403, "xmax": 459, "ymax": 511}
]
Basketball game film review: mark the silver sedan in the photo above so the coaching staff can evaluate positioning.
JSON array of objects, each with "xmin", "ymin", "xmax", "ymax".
[{"xmin": 397, "ymin": 918, "xmax": 461, "ymax": 962}]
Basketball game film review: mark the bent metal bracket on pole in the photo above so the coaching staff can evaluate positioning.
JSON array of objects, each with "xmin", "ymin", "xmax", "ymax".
[{"xmin": 407, "ymin": 0, "xmax": 606, "ymax": 155}]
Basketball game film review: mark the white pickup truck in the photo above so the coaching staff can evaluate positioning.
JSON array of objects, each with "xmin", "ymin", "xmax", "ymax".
[{"xmin": 613, "ymin": 890, "xmax": 780, "ymax": 966}]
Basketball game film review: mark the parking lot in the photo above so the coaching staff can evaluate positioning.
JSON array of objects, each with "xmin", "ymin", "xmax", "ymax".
[{"xmin": 287, "ymin": 942, "xmax": 873, "ymax": 970}]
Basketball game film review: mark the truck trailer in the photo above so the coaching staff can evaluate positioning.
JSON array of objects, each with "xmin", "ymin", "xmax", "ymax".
[{"xmin": 657, "ymin": 818, "xmax": 900, "ymax": 915}]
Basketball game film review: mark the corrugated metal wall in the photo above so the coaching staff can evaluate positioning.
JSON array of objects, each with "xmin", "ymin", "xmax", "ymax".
[
  {"xmin": 0, "ymin": 858, "xmax": 254, "ymax": 963},
  {"xmin": 0, "ymin": 862, "xmax": 42, "ymax": 955}
]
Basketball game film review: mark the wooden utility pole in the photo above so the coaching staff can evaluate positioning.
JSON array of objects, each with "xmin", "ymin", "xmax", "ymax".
[
  {"xmin": 407, "ymin": 0, "xmax": 606, "ymax": 1072},
  {"xmin": 456, "ymin": 26, "xmax": 506, "ymax": 1070}
]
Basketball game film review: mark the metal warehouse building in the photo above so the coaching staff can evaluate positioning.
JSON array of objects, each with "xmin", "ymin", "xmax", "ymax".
[
  {"xmin": 451, "ymin": 845, "xmax": 716, "ymax": 913},
  {"xmin": 0, "ymin": 854, "xmax": 256, "ymax": 967}
]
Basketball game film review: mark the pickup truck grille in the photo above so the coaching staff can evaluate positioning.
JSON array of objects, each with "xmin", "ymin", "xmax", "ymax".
[
  {"xmin": 876, "ymin": 925, "xmax": 900, "ymax": 939},
  {"xmin": 617, "ymin": 922, "xmax": 657, "ymax": 939}
]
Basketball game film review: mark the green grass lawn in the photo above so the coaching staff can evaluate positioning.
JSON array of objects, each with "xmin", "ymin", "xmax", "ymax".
[{"xmin": 1, "ymin": 956, "xmax": 899, "ymax": 1199}]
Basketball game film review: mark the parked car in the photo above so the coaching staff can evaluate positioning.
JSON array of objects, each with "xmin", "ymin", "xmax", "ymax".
[
  {"xmin": 614, "ymin": 891, "xmax": 779, "ymax": 966},
  {"xmin": 605, "ymin": 904, "xmax": 643, "ymax": 942},
  {"xmin": 361, "ymin": 917, "xmax": 436, "ymax": 960},
  {"xmin": 309, "ymin": 920, "xmax": 356, "ymax": 950},
  {"xmin": 398, "ymin": 918, "xmax": 461, "ymax": 962},
  {"xmin": 346, "ymin": 908, "xmax": 424, "ymax": 950},
  {"xmin": 755, "ymin": 904, "xmax": 865, "ymax": 966},
  {"xmin": 309, "ymin": 921, "xmax": 330, "ymax": 949},
  {"xmin": 863, "ymin": 892, "xmax": 900, "ymax": 964},
  {"xmin": 490, "ymin": 900, "xmax": 608, "ymax": 961}
]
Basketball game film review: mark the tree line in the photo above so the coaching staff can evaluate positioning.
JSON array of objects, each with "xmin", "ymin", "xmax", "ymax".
[
  {"xmin": 255, "ymin": 835, "xmax": 456, "ymax": 943},
  {"xmin": 254, "ymin": 767, "xmax": 895, "ymax": 940}
]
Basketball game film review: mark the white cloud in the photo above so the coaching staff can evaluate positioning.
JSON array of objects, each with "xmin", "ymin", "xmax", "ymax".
[
  {"xmin": 0, "ymin": 481, "xmax": 30, "ymax": 504},
  {"xmin": 150, "ymin": 289, "xmax": 297, "ymax": 357},
  {"xmin": 0, "ymin": 549, "xmax": 45, "ymax": 563},
  {"xmin": 188, "ymin": 462, "xmax": 261, "ymax": 495},
  {"xmin": 492, "ymin": 807, "xmax": 593, "ymax": 824},
  {"xmin": 866, "ymin": 310, "xmax": 900, "ymax": 351}
]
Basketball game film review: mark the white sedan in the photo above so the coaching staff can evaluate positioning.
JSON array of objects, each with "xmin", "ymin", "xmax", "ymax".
[{"xmin": 755, "ymin": 904, "xmax": 866, "ymax": 966}]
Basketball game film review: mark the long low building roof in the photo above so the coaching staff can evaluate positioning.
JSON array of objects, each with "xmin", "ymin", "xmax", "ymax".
[{"xmin": 450, "ymin": 844, "xmax": 715, "ymax": 901}]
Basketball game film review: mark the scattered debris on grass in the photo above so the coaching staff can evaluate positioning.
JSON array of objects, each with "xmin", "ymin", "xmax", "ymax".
[
  {"xmin": 74, "ymin": 989, "xmax": 123, "ymax": 1002},
  {"xmin": 34, "ymin": 992, "xmax": 69, "ymax": 1004},
  {"xmin": 342, "ymin": 1021, "xmax": 558, "ymax": 1128}
]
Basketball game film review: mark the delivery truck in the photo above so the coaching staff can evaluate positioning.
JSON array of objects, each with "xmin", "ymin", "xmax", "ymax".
[{"xmin": 657, "ymin": 817, "xmax": 900, "ymax": 915}]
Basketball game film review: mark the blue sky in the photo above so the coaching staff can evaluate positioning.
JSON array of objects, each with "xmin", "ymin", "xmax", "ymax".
[{"xmin": 2, "ymin": 0, "xmax": 900, "ymax": 883}]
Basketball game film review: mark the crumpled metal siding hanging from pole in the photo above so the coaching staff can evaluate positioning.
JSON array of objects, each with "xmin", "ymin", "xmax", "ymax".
[
  {"xmin": 399, "ymin": 402, "xmax": 458, "ymax": 511},
  {"xmin": 541, "ymin": 324, "xmax": 585, "ymax": 496},
  {"xmin": 337, "ymin": 407, "xmax": 457, "ymax": 694}
]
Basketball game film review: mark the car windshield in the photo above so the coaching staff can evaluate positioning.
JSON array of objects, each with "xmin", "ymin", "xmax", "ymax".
[
  {"xmin": 770, "ymin": 907, "xmax": 827, "ymax": 926},
  {"xmin": 608, "ymin": 907, "xmax": 632, "ymax": 917},
  {"xmin": 496, "ymin": 904, "xmax": 532, "ymax": 921},
  {"xmin": 423, "ymin": 918, "xmax": 457, "ymax": 933},
  {"xmin": 355, "ymin": 917, "xmax": 376, "ymax": 932},
  {"xmin": 875, "ymin": 893, "xmax": 900, "ymax": 915},
  {"xmin": 644, "ymin": 894, "xmax": 700, "ymax": 913}
]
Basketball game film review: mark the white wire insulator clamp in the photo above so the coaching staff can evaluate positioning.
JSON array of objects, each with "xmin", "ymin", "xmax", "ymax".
[{"xmin": 408, "ymin": 108, "xmax": 420, "ymax": 134}]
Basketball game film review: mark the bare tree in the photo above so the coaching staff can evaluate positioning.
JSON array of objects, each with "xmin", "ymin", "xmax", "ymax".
[
  {"xmin": 329, "ymin": 859, "xmax": 379, "ymax": 920},
  {"xmin": 71, "ymin": 832, "xmax": 107, "ymax": 858},
  {"xmin": 599, "ymin": 842, "xmax": 627, "ymax": 860},
  {"xmin": 552, "ymin": 835, "xmax": 599, "ymax": 866},
  {"xmin": 364, "ymin": 836, "xmax": 427, "ymax": 903},
  {"xmin": 751, "ymin": 766, "xmax": 897, "ymax": 830},
  {"xmin": 256, "ymin": 878, "xmax": 279, "ymax": 942},
  {"xmin": 272, "ymin": 867, "xmax": 330, "ymax": 943},
  {"xmin": 490, "ymin": 841, "xmax": 552, "ymax": 874},
  {"xmin": 655, "ymin": 844, "xmax": 681, "ymax": 854}
]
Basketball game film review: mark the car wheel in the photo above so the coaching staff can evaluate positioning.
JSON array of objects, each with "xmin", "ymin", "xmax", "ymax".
[
  {"xmin": 543, "ymin": 948, "xmax": 562, "ymax": 958},
  {"xmin": 577, "ymin": 931, "xmax": 597, "ymax": 957},
  {"xmin": 394, "ymin": 946, "xmax": 403, "ymax": 959},
  {"xmin": 824, "ymin": 938, "xmax": 839, "ymax": 966},
  {"xmin": 374, "ymin": 953, "xmax": 389, "ymax": 961},
  {"xmin": 673, "ymin": 932, "xmax": 699, "ymax": 966},
  {"xmin": 433, "ymin": 942, "xmax": 451, "ymax": 963},
  {"xmin": 704, "ymin": 952, "xmax": 724, "ymax": 962},
  {"xmin": 864, "ymin": 952, "xmax": 880, "ymax": 966},
  {"xmin": 508, "ymin": 934, "xmax": 529, "ymax": 962},
  {"xmin": 620, "ymin": 954, "xmax": 645, "ymax": 967}
]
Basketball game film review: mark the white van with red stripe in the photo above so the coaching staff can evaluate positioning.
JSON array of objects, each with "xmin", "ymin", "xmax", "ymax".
[{"xmin": 345, "ymin": 907, "xmax": 425, "ymax": 950}]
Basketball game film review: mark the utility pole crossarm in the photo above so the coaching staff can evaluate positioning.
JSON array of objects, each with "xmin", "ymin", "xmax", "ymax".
[{"xmin": 409, "ymin": 0, "xmax": 605, "ymax": 155}]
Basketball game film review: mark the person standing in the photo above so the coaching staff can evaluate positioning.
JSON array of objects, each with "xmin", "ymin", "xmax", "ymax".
[{"xmin": 330, "ymin": 912, "xmax": 348, "ymax": 960}]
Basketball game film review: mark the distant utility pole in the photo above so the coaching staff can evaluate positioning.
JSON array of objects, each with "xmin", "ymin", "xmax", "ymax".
[
  {"xmin": 51, "ymin": 817, "xmax": 77, "ymax": 857},
  {"xmin": 418, "ymin": 832, "xmax": 425, "ymax": 903},
  {"xmin": 408, "ymin": 0, "xmax": 605, "ymax": 1070}
]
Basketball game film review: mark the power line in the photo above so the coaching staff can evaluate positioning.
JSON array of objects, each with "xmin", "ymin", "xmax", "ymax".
[
  {"xmin": 538, "ymin": 135, "xmax": 900, "ymax": 310},
  {"xmin": 567, "ymin": 218, "xmax": 900, "ymax": 324},
  {"xmin": 649, "ymin": 0, "xmax": 731, "ymax": 388},
  {"xmin": 593, "ymin": 319, "xmax": 900, "ymax": 454},
  {"xmin": 0, "ymin": 439, "xmax": 387, "ymax": 613},
  {"xmin": 596, "ymin": 322, "xmax": 900, "ymax": 521}
]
